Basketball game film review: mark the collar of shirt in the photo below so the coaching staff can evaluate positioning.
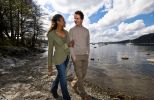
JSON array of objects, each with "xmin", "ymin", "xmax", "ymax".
[{"xmin": 75, "ymin": 25, "xmax": 83, "ymax": 27}]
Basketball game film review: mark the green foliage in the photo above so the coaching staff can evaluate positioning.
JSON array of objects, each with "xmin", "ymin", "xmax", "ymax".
[
  {"xmin": 0, "ymin": 0, "xmax": 46, "ymax": 48},
  {"xmin": 0, "ymin": 38, "xmax": 12, "ymax": 46}
]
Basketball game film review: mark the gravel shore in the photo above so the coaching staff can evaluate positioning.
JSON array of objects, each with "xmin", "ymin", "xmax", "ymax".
[{"xmin": 0, "ymin": 52, "xmax": 112, "ymax": 100}]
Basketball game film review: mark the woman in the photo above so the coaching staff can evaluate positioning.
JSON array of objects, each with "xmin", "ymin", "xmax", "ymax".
[{"xmin": 47, "ymin": 14, "xmax": 72, "ymax": 100}]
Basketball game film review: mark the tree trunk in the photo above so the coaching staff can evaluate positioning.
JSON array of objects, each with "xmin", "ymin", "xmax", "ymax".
[
  {"xmin": 9, "ymin": 0, "xmax": 14, "ymax": 40},
  {"xmin": 16, "ymin": 9, "xmax": 20, "ymax": 46},
  {"xmin": 31, "ymin": 16, "xmax": 36, "ymax": 48}
]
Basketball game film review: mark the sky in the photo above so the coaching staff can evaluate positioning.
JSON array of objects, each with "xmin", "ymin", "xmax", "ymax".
[{"xmin": 34, "ymin": 0, "xmax": 154, "ymax": 43}]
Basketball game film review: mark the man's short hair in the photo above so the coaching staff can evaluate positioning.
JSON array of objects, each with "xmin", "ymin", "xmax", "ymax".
[{"xmin": 75, "ymin": 10, "xmax": 84, "ymax": 20}]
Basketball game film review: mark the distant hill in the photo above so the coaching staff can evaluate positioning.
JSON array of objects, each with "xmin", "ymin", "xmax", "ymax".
[
  {"xmin": 132, "ymin": 33, "xmax": 154, "ymax": 43},
  {"xmin": 113, "ymin": 33, "xmax": 154, "ymax": 44},
  {"xmin": 91, "ymin": 33, "xmax": 154, "ymax": 45}
]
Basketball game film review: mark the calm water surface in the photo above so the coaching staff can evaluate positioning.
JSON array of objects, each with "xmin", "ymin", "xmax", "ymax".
[{"xmin": 88, "ymin": 44, "xmax": 154, "ymax": 99}]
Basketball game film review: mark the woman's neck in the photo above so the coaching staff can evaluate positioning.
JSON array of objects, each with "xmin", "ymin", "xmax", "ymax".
[
  {"xmin": 56, "ymin": 26, "xmax": 65, "ymax": 38},
  {"xmin": 56, "ymin": 26, "xmax": 63, "ymax": 32}
]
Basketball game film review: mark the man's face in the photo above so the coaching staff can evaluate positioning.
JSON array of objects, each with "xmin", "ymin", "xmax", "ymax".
[{"xmin": 74, "ymin": 14, "xmax": 83, "ymax": 26}]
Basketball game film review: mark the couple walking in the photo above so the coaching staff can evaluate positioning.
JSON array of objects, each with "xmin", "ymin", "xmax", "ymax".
[{"xmin": 47, "ymin": 11, "xmax": 90, "ymax": 100}]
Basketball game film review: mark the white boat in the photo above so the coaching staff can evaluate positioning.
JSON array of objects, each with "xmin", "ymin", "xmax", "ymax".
[
  {"xmin": 121, "ymin": 56, "xmax": 129, "ymax": 60},
  {"xmin": 128, "ymin": 43, "xmax": 133, "ymax": 45},
  {"xmin": 147, "ymin": 59, "xmax": 154, "ymax": 63}
]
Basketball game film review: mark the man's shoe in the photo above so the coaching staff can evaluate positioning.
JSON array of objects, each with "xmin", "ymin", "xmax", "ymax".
[
  {"xmin": 72, "ymin": 85, "xmax": 80, "ymax": 95},
  {"xmin": 71, "ymin": 81, "xmax": 80, "ymax": 95},
  {"xmin": 82, "ymin": 95, "xmax": 89, "ymax": 100}
]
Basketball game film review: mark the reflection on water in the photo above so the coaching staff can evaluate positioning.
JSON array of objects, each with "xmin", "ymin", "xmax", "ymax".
[{"xmin": 89, "ymin": 44, "xmax": 154, "ymax": 99}]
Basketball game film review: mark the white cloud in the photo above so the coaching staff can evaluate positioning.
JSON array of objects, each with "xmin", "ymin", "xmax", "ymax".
[
  {"xmin": 91, "ymin": 0, "xmax": 154, "ymax": 29},
  {"xmin": 140, "ymin": 25, "xmax": 154, "ymax": 33},
  {"xmin": 132, "ymin": 25, "xmax": 154, "ymax": 39},
  {"xmin": 90, "ymin": 0, "xmax": 154, "ymax": 42},
  {"xmin": 118, "ymin": 20, "xmax": 145, "ymax": 32},
  {"xmin": 34, "ymin": 0, "xmax": 154, "ymax": 42},
  {"xmin": 128, "ymin": 0, "xmax": 154, "ymax": 18},
  {"xmin": 50, "ymin": 0, "xmax": 106, "ymax": 16}
]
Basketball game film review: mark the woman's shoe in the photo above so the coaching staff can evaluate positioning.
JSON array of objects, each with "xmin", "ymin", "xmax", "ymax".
[
  {"xmin": 52, "ymin": 92, "xmax": 59, "ymax": 98},
  {"xmin": 51, "ymin": 90, "xmax": 59, "ymax": 99}
]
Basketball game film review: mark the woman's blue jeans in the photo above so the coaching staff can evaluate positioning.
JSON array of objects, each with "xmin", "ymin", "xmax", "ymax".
[{"xmin": 51, "ymin": 56, "xmax": 71, "ymax": 100}]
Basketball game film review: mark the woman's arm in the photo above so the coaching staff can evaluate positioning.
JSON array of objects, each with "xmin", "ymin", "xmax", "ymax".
[{"xmin": 47, "ymin": 32, "xmax": 54, "ymax": 75}]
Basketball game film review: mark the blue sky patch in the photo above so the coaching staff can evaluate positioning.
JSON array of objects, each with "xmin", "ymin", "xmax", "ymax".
[
  {"xmin": 124, "ymin": 11, "xmax": 154, "ymax": 27},
  {"xmin": 89, "ymin": 6, "xmax": 107, "ymax": 24}
]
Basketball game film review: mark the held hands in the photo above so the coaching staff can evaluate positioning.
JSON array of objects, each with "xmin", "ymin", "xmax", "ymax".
[
  {"xmin": 70, "ymin": 48, "xmax": 76, "ymax": 61},
  {"xmin": 68, "ymin": 40, "xmax": 75, "ymax": 47}
]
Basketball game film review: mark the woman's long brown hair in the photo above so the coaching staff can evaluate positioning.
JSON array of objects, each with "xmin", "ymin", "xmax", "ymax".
[{"xmin": 48, "ymin": 14, "xmax": 63, "ymax": 33}]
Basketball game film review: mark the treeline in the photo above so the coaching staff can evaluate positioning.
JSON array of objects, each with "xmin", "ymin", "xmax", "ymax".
[{"xmin": 0, "ymin": 0, "xmax": 46, "ymax": 48}]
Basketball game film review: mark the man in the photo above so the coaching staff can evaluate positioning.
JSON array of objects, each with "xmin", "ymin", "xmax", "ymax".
[{"xmin": 69, "ymin": 10, "xmax": 90, "ymax": 100}]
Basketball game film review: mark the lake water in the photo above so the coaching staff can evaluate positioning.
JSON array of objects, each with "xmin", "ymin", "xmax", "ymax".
[{"xmin": 87, "ymin": 43, "xmax": 154, "ymax": 99}]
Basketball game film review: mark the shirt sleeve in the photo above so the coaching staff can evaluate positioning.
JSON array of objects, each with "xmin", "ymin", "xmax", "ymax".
[
  {"xmin": 87, "ymin": 30, "xmax": 90, "ymax": 55},
  {"xmin": 69, "ymin": 29, "xmax": 73, "ymax": 41},
  {"xmin": 47, "ymin": 32, "xmax": 54, "ymax": 68},
  {"xmin": 65, "ymin": 30, "xmax": 70, "ymax": 44}
]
